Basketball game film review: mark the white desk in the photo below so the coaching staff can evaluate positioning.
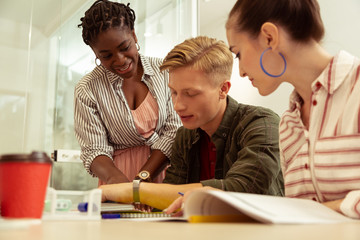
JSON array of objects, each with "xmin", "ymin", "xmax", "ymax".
[{"xmin": 1, "ymin": 220, "xmax": 360, "ymax": 240}]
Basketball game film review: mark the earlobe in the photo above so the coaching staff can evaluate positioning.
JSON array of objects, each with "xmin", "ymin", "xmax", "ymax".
[{"xmin": 260, "ymin": 22, "xmax": 279, "ymax": 50}]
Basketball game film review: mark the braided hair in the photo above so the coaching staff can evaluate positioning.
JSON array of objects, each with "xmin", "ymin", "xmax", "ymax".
[{"xmin": 78, "ymin": 0, "xmax": 136, "ymax": 46}]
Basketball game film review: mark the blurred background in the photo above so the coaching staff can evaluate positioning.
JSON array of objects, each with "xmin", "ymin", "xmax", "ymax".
[{"xmin": 0, "ymin": 0, "xmax": 359, "ymax": 157}]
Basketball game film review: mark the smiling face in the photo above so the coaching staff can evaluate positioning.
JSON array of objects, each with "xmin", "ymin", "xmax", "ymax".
[
  {"xmin": 226, "ymin": 26, "xmax": 283, "ymax": 96},
  {"xmin": 90, "ymin": 27, "xmax": 140, "ymax": 79},
  {"xmin": 169, "ymin": 66, "xmax": 227, "ymax": 136}
]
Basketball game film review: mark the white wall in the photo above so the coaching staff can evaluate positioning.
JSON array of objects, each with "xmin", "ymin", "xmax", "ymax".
[
  {"xmin": 319, "ymin": 0, "xmax": 360, "ymax": 57},
  {"xmin": 1, "ymin": 0, "xmax": 360, "ymax": 155},
  {"xmin": 200, "ymin": 0, "xmax": 360, "ymax": 116},
  {"xmin": 0, "ymin": 17, "xmax": 51, "ymax": 154}
]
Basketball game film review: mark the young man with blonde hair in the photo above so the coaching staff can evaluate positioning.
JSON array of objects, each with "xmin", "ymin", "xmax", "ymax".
[{"xmin": 100, "ymin": 36, "xmax": 283, "ymax": 210}]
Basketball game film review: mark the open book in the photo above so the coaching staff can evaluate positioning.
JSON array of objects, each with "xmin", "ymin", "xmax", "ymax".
[{"xmin": 183, "ymin": 190, "xmax": 355, "ymax": 224}]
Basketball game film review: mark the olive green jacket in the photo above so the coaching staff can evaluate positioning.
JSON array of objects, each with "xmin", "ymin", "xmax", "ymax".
[{"xmin": 163, "ymin": 96, "xmax": 284, "ymax": 196}]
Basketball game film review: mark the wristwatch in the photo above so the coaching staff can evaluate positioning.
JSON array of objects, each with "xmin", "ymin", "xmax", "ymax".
[
  {"xmin": 135, "ymin": 170, "xmax": 152, "ymax": 182},
  {"xmin": 133, "ymin": 179, "xmax": 141, "ymax": 204}
]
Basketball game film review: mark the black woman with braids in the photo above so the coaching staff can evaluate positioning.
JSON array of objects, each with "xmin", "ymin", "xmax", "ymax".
[{"xmin": 75, "ymin": 0, "xmax": 181, "ymax": 191}]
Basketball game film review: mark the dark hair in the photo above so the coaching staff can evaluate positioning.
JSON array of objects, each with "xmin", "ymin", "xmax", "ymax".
[
  {"xmin": 78, "ymin": 0, "xmax": 136, "ymax": 45},
  {"xmin": 227, "ymin": 0, "xmax": 324, "ymax": 42}
]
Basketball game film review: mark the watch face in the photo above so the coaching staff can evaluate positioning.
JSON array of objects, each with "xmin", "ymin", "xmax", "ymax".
[{"xmin": 139, "ymin": 171, "xmax": 150, "ymax": 179}]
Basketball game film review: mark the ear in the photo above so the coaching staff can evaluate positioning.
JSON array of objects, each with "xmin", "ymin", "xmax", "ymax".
[
  {"xmin": 260, "ymin": 22, "xmax": 279, "ymax": 50},
  {"xmin": 132, "ymin": 30, "xmax": 138, "ymax": 43},
  {"xmin": 219, "ymin": 80, "xmax": 231, "ymax": 99},
  {"xmin": 90, "ymin": 47, "xmax": 99, "ymax": 59}
]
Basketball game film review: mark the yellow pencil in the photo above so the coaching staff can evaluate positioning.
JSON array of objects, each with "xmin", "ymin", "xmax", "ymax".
[{"xmin": 188, "ymin": 214, "xmax": 257, "ymax": 223}]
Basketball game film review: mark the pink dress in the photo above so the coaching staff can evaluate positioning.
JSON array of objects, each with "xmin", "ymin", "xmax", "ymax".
[{"xmin": 98, "ymin": 91, "xmax": 166, "ymax": 185}]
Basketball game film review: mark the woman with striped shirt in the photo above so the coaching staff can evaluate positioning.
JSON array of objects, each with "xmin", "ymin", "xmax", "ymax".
[
  {"xmin": 226, "ymin": 0, "xmax": 360, "ymax": 219},
  {"xmin": 75, "ymin": 1, "xmax": 181, "ymax": 187}
]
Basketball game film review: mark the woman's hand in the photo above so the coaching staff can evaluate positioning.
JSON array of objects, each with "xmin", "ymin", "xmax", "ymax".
[
  {"xmin": 106, "ymin": 174, "xmax": 130, "ymax": 184},
  {"xmin": 321, "ymin": 199, "xmax": 344, "ymax": 213},
  {"xmin": 91, "ymin": 156, "xmax": 130, "ymax": 184},
  {"xmin": 133, "ymin": 203, "xmax": 153, "ymax": 212},
  {"xmin": 99, "ymin": 182, "xmax": 133, "ymax": 203}
]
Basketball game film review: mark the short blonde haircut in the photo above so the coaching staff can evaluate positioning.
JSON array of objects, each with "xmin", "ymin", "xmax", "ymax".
[{"xmin": 160, "ymin": 36, "xmax": 233, "ymax": 85}]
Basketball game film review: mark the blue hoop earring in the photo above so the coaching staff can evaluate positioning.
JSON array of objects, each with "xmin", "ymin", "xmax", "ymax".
[{"xmin": 260, "ymin": 47, "xmax": 287, "ymax": 78}]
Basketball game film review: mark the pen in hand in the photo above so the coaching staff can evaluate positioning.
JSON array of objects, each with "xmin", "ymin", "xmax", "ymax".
[{"xmin": 162, "ymin": 192, "xmax": 185, "ymax": 215}]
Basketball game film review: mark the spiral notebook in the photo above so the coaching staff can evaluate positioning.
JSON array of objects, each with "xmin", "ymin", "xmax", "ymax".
[{"xmin": 101, "ymin": 202, "xmax": 185, "ymax": 221}]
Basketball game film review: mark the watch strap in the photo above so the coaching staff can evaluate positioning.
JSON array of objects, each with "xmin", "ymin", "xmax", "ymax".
[{"xmin": 133, "ymin": 179, "xmax": 141, "ymax": 204}]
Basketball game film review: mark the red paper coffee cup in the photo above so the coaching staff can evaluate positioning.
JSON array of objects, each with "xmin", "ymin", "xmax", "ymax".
[{"xmin": 0, "ymin": 151, "xmax": 52, "ymax": 219}]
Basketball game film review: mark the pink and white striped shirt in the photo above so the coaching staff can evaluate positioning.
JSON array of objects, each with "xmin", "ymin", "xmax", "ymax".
[{"xmin": 279, "ymin": 51, "xmax": 360, "ymax": 219}]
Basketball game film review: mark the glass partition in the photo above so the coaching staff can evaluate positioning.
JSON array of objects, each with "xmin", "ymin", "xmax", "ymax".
[
  {"xmin": 0, "ymin": 0, "xmax": 197, "ymax": 155},
  {"xmin": 52, "ymin": 0, "xmax": 197, "ymax": 152}
]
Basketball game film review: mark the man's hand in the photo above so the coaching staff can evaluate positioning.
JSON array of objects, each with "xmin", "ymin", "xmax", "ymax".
[
  {"xmin": 164, "ymin": 195, "xmax": 184, "ymax": 216},
  {"xmin": 164, "ymin": 186, "xmax": 219, "ymax": 216}
]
